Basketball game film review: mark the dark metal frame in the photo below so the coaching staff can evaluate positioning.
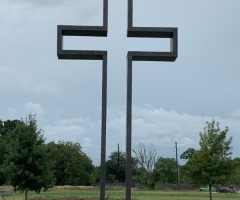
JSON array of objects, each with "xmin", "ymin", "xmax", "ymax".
[
  {"xmin": 57, "ymin": 1, "xmax": 108, "ymax": 200},
  {"xmin": 57, "ymin": 0, "xmax": 178, "ymax": 199},
  {"xmin": 126, "ymin": 0, "xmax": 178, "ymax": 199}
]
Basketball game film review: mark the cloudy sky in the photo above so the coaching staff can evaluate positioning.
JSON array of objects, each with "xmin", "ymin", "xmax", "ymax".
[{"xmin": 0, "ymin": 0, "xmax": 240, "ymax": 165}]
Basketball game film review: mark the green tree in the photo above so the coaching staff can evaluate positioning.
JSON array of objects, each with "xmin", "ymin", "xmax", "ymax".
[
  {"xmin": 106, "ymin": 151, "xmax": 126, "ymax": 183},
  {"xmin": 178, "ymin": 164, "xmax": 192, "ymax": 184},
  {"xmin": 0, "ymin": 133, "xmax": 5, "ymax": 185},
  {"xmin": 105, "ymin": 150, "xmax": 140, "ymax": 185},
  {"xmin": 0, "ymin": 119, "xmax": 23, "ymax": 137},
  {"xmin": 179, "ymin": 148, "xmax": 197, "ymax": 184},
  {"xmin": 47, "ymin": 141, "xmax": 95, "ymax": 185},
  {"xmin": 0, "ymin": 120, "xmax": 23, "ymax": 184},
  {"xmin": 154, "ymin": 157, "xmax": 177, "ymax": 184},
  {"xmin": 180, "ymin": 148, "xmax": 197, "ymax": 160},
  {"xmin": 227, "ymin": 157, "xmax": 240, "ymax": 185},
  {"xmin": 182, "ymin": 120, "xmax": 233, "ymax": 200},
  {"xmin": 1, "ymin": 115, "xmax": 55, "ymax": 200}
]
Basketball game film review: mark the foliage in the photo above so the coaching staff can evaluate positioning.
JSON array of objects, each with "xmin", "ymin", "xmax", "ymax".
[
  {"xmin": 105, "ymin": 150, "xmax": 140, "ymax": 184},
  {"xmin": 180, "ymin": 148, "xmax": 197, "ymax": 160},
  {"xmin": 182, "ymin": 120, "xmax": 233, "ymax": 200},
  {"xmin": 0, "ymin": 119, "xmax": 26, "ymax": 184},
  {"xmin": 178, "ymin": 165, "xmax": 192, "ymax": 184},
  {"xmin": 227, "ymin": 157, "xmax": 240, "ymax": 185},
  {"xmin": 179, "ymin": 148, "xmax": 197, "ymax": 184},
  {"xmin": 0, "ymin": 138, "xmax": 5, "ymax": 184},
  {"xmin": 47, "ymin": 141, "xmax": 95, "ymax": 185},
  {"xmin": 154, "ymin": 157, "xmax": 177, "ymax": 184},
  {"xmin": 1, "ymin": 115, "xmax": 55, "ymax": 200},
  {"xmin": 0, "ymin": 119, "xmax": 24, "ymax": 137},
  {"xmin": 106, "ymin": 151, "xmax": 126, "ymax": 183}
]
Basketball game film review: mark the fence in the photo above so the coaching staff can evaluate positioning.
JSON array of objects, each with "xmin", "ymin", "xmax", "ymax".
[
  {"xmin": 155, "ymin": 183, "xmax": 193, "ymax": 190},
  {"xmin": 0, "ymin": 190, "xmax": 14, "ymax": 200}
]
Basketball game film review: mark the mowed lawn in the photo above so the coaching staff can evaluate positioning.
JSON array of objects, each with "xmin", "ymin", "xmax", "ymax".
[{"xmin": 12, "ymin": 189, "xmax": 240, "ymax": 200}]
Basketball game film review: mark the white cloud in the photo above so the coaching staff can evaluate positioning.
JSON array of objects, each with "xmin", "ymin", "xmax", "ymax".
[
  {"xmin": 55, "ymin": 117, "xmax": 92, "ymax": 126},
  {"xmin": 2, "ymin": 102, "xmax": 45, "ymax": 122},
  {"xmin": 105, "ymin": 105, "xmax": 240, "ymax": 162},
  {"xmin": 5, "ymin": 0, "xmax": 70, "ymax": 7},
  {"xmin": 34, "ymin": 80, "xmax": 60, "ymax": 95},
  {"xmin": 0, "ymin": 66, "xmax": 60, "ymax": 95},
  {"xmin": 131, "ymin": 105, "xmax": 207, "ymax": 147},
  {"xmin": 43, "ymin": 116, "xmax": 100, "ymax": 143},
  {"xmin": 180, "ymin": 137, "xmax": 195, "ymax": 147},
  {"xmin": 6, "ymin": 107, "xmax": 18, "ymax": 118},
  {"xmin": 6, "ymin": 0, "xmax": 101, "ymax": 11},
  {"xmin": 44, "ymin": 124, "xmax": 87, "ymax": 142},
  {"xmin": 0, "ymin": 66, "xmax": 33, "ymax": 90},
  {"xmin": 83, "ymin": 138, "xmax": 96, "ymax": 148},
  {"xmin": 231, "ymin": 108, "xmax": 240, "ymax": 119},
  {"xmin": 24, "ymin": 102, "xmax": 44, "ymax": 118}
]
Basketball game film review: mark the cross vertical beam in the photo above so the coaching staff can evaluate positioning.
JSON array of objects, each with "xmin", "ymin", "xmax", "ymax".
[
  {"xmin": 57, "ymin": 1, "xmax": 108, "ymax": 200},
  {"xmin": 126, "ymin": 0, "xmax": 178, "ymax": 199},
  {"xmin": 126, "ymin": 54, "xmax": 133, "ymax": 199}
]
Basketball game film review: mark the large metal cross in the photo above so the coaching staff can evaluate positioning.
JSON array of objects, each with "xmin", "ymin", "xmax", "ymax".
[{"xmin": 57, "ymin": 0, "xmax": 177, "ymax": 200}]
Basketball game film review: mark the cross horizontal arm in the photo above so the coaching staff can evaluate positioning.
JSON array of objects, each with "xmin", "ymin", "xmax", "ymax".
[
  {"xmin": 58, "ymin": 25, "xmax": 107, "ymax": 37},
  {"xmin": 127, "ymin": 0, "xmax": 178, "ymax": 62},
  {"xmin": 128, "ymin": 51, "xmax": 176, "ymax": 62},
  {"xmin": 127, "ymin": 27, "xmax": 178, "ymax": 62},
  {"xmin": 57, "ymin": 25, "xmax": 107, "ymax": 60},
  {"xmin": 57, "ymin": 0, "xmax": 108, "ymax": 61},
  {"xmin": 57, "ymin": 50, "xmax": 107, "ymax": 60},
  {"xmin": 128, "ymin": 27, "xmax": 176, "ymax": 38}
]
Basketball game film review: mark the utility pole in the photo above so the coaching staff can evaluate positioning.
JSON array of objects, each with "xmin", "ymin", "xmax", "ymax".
[
  {"xmin": 117, "ymin": 143, "xmax": 120, "ymax": 182},
  {"xmin": 175, "ymin": 142, "xmax": 180, "ymax": 190}
]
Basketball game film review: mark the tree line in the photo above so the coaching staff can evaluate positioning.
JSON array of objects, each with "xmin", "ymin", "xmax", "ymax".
[{"xmin": 0, "ymin": 116, "xmax": 239, "ymax": 200}]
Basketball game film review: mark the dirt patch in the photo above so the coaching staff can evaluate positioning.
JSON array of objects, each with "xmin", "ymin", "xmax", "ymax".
[{"xmin": 0, "ymin": 186, "xmax": 14, "ymax": 191}]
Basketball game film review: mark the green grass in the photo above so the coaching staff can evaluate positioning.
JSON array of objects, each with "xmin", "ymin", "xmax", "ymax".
[{"xmin": 11, "ymin": 189, "xmax": 240, "ymax": 200}]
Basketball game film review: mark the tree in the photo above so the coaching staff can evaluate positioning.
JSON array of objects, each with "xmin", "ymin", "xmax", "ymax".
[
  {"xmin": 0, "ymin": 133, "xmax": 6, "ymax": 185},
  {"xmin": 178, "ymin": 164, "xmax": 192, "ymax": 184},
  {"xmin": 227, "ymin": 157, "xmax": 240, "ymax": 185},
  {"xmin": 104, "ymin": 150, "xmax": 141, "ymax": 185},
  {"xmin": 106, "ymin": 151, "xmax": 126, "ymax": 183},
  {"xmin": 133, "ymin": 143, "xmax": 157, "ymax": 186},
  {"xmin": 179, "ymin": 148, "xmax": 198, "ymax": 184},
  {"xmin": 180, "ymin": 148, "xmax": 197, "ymax": 160},
  {"xmin": 1, "ymin": 115, "xmax": 55, "ymax": 200},
  {"xmin": 154, "ymin": 157, "xmax": 177, "ymax": 184},
  {"xmin": 47, "ymin": 141, "xmax": 95, "ymax": 185},
  {"xmin": 0, "ymin": 119, "xmax": 24, "ymax": 137},
  {"xmin": 0, "ymin": 119, "xmax": 27, "ymax": 184},
  {"xmin": 182, "ymin": 120, "xmax": 233, "ymax": 200}
]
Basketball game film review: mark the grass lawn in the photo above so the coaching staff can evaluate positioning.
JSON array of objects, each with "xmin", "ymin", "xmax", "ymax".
[{"xmin": 11, "ymin": 189, "xmax": 240, "ymax": 200}]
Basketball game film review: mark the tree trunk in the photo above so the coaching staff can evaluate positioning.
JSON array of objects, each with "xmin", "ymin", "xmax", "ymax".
[
  {"xmin": 209, "ymin": 184, "xmax": 212, "ymax": 200},
  {"xmin": 25, "ymin": 189, "xmax": 28, "ymax": 200}
]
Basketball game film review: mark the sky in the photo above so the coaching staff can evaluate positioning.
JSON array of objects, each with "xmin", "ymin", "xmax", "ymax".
[{"xmin": 0, "ymin": 0, "xmax": 240, "ymax": 165}]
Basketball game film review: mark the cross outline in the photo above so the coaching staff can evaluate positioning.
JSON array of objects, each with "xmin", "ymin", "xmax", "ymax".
[{"xmin": 57, "ymin": 1, "xmax": 178, "ymax": 200}]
